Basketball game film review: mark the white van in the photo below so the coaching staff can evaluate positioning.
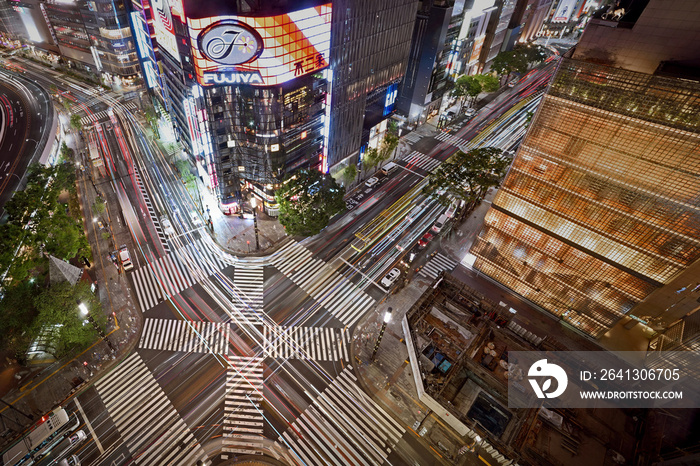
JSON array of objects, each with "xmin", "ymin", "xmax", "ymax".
[
  {"xmin": 431, "ymin": 214, "xmax": 449, "ymax": 233},
  {"xmin": 380, "ymin": 162, "xmax": 399, "ymax": 176}
]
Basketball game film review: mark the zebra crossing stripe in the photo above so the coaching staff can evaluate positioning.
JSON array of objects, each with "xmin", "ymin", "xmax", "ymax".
[
  {"xmin": 280, "ymin": 367, "xmax": 404, "ymax": 465},
  {"xmin": 138, "ymin": 318, "xmax": 231, "ymax": 354},
  {"xmin": 94, "ymin": 353, "xmax": 208, "ymax": 465},
  {"xmin": 231, "ymin": 264, "xmax": 264, "ymax": 321},
  {"xmin": 263, "ymin": 326, "xmax": 350, "ymax": 362},
  {"xmin": 223, "ymin": 357, "xmax": 264, "ymax": 454},
  {"xmin": 131, "ymin": 239, "xmax": 233, "ymax": 312},
  {"xmin": 418, "ymin": 253, "xmax": 458, "ymax": 280},
  {"xmin": 400, "ymin": 150, "xmax": 441, "ymax": 172},
  {"xmin": 269, "ymin": 241, "xmax": 375, "ymax": 326}
]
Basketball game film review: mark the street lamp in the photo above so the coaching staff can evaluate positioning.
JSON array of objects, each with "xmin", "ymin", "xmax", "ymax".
[
  {"xmin": 251, "ymin": 197, "xmax": 260, "ymax": 251},
  {"xmin": 372, "ymin": 307, "xmax": 393, "ymax": 361},
  {"xmin": 78, "ymin": 300, "xmax": 115, "ymax": 353}
]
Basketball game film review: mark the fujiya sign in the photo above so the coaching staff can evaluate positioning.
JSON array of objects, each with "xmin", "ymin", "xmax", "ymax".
[
  {"xmin": 202, "ymin": 71, "xmax": 263, "ymax": 85},
  {"xmin": 197, "ymin": 21, "xmax": 263, "ymax": 65}
]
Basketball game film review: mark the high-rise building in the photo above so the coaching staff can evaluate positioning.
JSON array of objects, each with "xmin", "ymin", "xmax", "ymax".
[
  {"xmin": 137, "ymin": 0, "xmax": 416, "ymax": 213},
  {"xmin": 0, "ymin": 0, "xmax": 138, "ymax": 81},
  {"xmin": 470, "ymin": 0, "xmax": 700, "ymax": 338},
  {"xmin": 481, "ymin": 0, "xmax": 515, "ymax": 70},
  {"xmin": 397, "ymin": 0, "xmax": 459, "ymax": 124},
  {"xmin": 502, "ymin": 0, "xmax": 553, "ymax": 50}
]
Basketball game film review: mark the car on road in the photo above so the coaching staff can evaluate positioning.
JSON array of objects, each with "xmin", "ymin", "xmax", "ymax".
[
  {"xmin": 68, "ymin": 430, "xmax": 86, "ymax": 445},
  {"xmin": 418, "ymin": 232, "xmax": 434, "ymax": 249},
  {"xmin": 97, "ymin": 221, "xmax": 105, "ymax": 230},
  {"xmin": 161, "ymin": 217, "xmax": 175, "ymax": 236},
  {"xmin": 431, "ymin": 214, "xmax": 448, "ymax": 234},
  {"xmin": 508, "ymin": 78, "xmax": 519, "ymax": 88},
  {"xmin": 465, "ymin": 108, "xmax": 476, "ymax": 117},
  {"xmin": 380, "ymin": 268, "xmax": 401, "ymax": 288},
  {"xmin": 119, "ymin": 245, "xmax": 133, "ymax": 271},
  {"xmin": 365, "ymin": 177, "xmax": 379, "ymax": 188},
  {"xmin": 190, "ymin": 212, "xmax": 203, "ymax": 226},
  {"xmin": 446, "ymin": 110, "xmax": 456, "ymax": 119}
]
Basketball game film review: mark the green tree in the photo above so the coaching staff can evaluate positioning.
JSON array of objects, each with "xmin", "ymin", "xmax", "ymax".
[
  {"xmin": 491, "ymin": 51, "xmax": 528, "ymax": 81},
  {"xmin": 475, "ymin": 74, "xmax": 499, "ymax": 93},
  {"xmin": 70, "ymin": 113, "xmax": 82, "ymax": 131},
  {"xmin": 516, "ymin": 44, "xmax": 547, "ymax": 65},
  {"xmin": 275, "ymin": 169, "xmax": 346, "ymax": 237},
  {"xmin": 424, "ymin": 147, "xmax": 510, "ymax": 206},
  {"xmin": 33, "ymin": 281, "xmax": 106, "ymax": 357},
  {"xmin": 340, "ymin": 164, "xmax": 358, "ymax": 186},
  {"xmin": 452, "ymin": 75, "xmax": 482, "ymax": 109},
  {"xmin": 0, "ymin": 281, "xmax": 40, "ymax": 359}
]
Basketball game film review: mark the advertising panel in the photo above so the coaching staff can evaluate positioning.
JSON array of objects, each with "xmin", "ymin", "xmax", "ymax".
[
  {"xmin": 552, "ymin": 0, "xmax": 577, "ymax": 23},
  {"xmin": 151, "ymin": 0, "xmax": 181, "ymax": 63},
  {"xmin": 187, "ymin": 4, "xmax": 332, "ymax": 87},
  {"xmin": 130, "ymin": 11, "xmax": 158, "ymax": 89}
]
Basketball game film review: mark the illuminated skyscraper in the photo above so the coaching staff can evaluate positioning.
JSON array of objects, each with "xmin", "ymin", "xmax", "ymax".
[
  {"xmin": 470, "ymin": 0, "xmax": 700, "ymax": 338},
  {"xmin": 133, "ymin": 0, "xmax": 415, "ymax": 213}
]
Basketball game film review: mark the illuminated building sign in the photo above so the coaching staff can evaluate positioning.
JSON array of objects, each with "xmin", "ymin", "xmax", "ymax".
[
  {"xmin": 469, "ymin": 36, "xmax": 485, "ymax": 65},
  {"xmin": 383, "ymin": 83, "xmax": 398, "ymax": 116},
  {"xmin": 187, "ymin": 3, "xmax": 332, "ymax": 87},
  {"xmin": 131, "ymin": 11, "xmax": 158, "ymax": 89},
  {"xmin": 151, "ymin": 0, "xmax": 181, "ymax": 63}
]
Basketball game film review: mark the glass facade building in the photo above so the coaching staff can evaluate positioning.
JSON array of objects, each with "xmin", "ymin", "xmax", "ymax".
[{"xmin": 471, "ymin": 55, "xmax": 700, "ymax": 338}]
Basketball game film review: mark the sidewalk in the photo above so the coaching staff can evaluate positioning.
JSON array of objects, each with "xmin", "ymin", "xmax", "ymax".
[{"xmin": 0, "ymin": 125, "xmax": 143, "ymax": 442}]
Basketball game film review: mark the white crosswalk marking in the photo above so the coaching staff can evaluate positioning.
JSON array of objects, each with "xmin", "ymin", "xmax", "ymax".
[
  {"xmin": 232, "ymin": 264, "xmax": 265, "ymax": 321},
  {"xmin": 269, "ymin": 241, "xmax": 375, "ymax": 327},
  {"xmin": 131, "ymin": 239, "xmax": 230, "ymax": 312},
  {"xmin": 138, "ymin": 318, "xmax": 231, "ymax": 354},
  {"xmin": 81, "ymin": 102, "xmax": 137, "ymax": 125},
  {"xmin": 181, "ymin": 237, "xmax": 230, "ymax": 277},
  {"xmin": 263, "ymin": 326, "xmax": 350, "ymax": 362},
  {"xmin": 131, "ymin": 253, "xmax": 196, "ymax": 311},
  {"xmin": 398, "ymin": 150, "xmax": 441, "ymax": 173},
  {"xmin": 279, "ymin": 367, "xmax": 404, "ymax": 466},
  {"xmin": 434, "ymin": 131, "xmax": 470, "ymax": 151},
  {"xmin": 223, "ymin": 356, "xmax": 264, "ymax": 455},
  {"xmin": 133, "ymin": 167, "xmax": 169, "ymax": 252},
  {"xmin": 95, "ymin": 353, "xmax": 208, "ymax": 465},
  {"xmin": 403, "ymin": 132, "xmax": 422, "ymax": 144},
  {"xmin": 418, "ymin": 253, "xmax": 458, "ymax": 280}
]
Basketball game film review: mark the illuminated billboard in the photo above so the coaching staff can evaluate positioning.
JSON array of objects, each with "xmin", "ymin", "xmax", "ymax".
[
  {"xmin": 151, "ymin": 0, "xmax": 181, "ymax": 63},
  {"xmin": 187, "ymin": 4, "xmax": 331, "ymax": 87}
]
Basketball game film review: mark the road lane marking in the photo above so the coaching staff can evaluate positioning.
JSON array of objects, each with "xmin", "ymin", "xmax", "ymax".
[{"xmin": 75, "ymin": 397, "xmax": 104, "ymax": 454}]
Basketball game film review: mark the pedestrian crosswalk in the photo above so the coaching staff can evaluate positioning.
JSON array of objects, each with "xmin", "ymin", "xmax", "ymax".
[
  {"xmin": 269, "ymin": 241, "xmax": 375, "ymax": 327},
  {"xmin": 279, "ymin": 367, "xmax": 404, "ymax": 466},
  {"xmin": 399, "ymin": 150, "xmax": 441, "ymax": 173},
  {"xmin": 419, "ymin": 253, "xmax": 458, "ymax": 280},
  {"xmin": 434, "ymin": 131, "xmax": 469, "ymax": 152},
  {"xmin": 231, "ymin": 265, "xmax": 264, "ymax": 322},
  {"xmin": 223, "ymin": 356, "xmax": 264, "ymax": 455},
  {"xmin": 133, "ymin": 167, "xmax": 169, "ymax": 253},
  {"xmin": 138, "ymin": 318, "xmax": 231, "ymax": 354},
  {"xmin": 81, "ymin": 101, "xmax": 137, "ymax": 125},
  {"xmin": 94, "ymin": 352, "xmax": 208, "ymax": 465},
  {"xmin": 262, "ymin": 326, "xmax": 350, "ymax": 362},
  {"xmin": 403, "ymin": 132, "xmax": 423, "ymax": 144},
  {"xmin": 131, "ymin": 239, "xmax": 230, "ymax": 312}
]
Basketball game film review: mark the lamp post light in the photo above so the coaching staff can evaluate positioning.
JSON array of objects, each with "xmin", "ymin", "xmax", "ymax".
[
  {"xmin": 79, "ymin": 301, "xmax": 116, "ymax": 353},
  {"xmin": 372, "ymin": 307, "xmax": 393, "ymax": 361},
  {"xmin": 251, "ymin": 197, "xmax": 260, "ymax": 251}
]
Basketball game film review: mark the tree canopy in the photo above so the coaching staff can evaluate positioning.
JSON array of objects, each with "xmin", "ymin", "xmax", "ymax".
[
  {"xmin": 0, "ymin": 163, "xmax": 85, "ymax": 282},
  {"xmin": 70, "ymin": 114, "xmax": 82, "ymax": 131},
  {"xmin": 491, "ymin": 50, "xmax": 529, "ymax": 78},
  {"xmin": 475, "ymin": 74, "xmax": 499, "ymax": 93},
  {"xmin": 452, "ymin": 75, "xmax": 482, "ymax": 104},
  {"xmin": 276, "ymin": 169, "xmax": 346, "ymax": 237},
  {"xmin": 423, "ymin": 147, "xmax": 511, "ymax": 206}
]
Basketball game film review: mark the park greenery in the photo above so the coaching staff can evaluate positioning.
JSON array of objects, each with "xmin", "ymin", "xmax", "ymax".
[
  {"xmin": 275, "ymin": 169, "xmax": 346, "ymax": 237},
  {"xmin": 70, "ymin": 113, "xmax": 82, "ymax": 131},
  {"xmin": 424, "ymin": 147, "xmax": 511, "ymax": 207},
  {"xmin": 0, "ymin": 280, "xmax": 106, "ymax": 362},
  {"xmin": 0, "ymin": 163, "xmax": 102, "ymax": 362}
]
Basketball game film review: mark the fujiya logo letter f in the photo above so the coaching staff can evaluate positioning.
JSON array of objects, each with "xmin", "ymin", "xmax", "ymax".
[{"xmin": 528, "ymin": 359, "xmax": 568, "ymax": 399}]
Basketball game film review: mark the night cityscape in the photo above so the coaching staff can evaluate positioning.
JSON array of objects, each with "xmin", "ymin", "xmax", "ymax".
[{"xmin": 0, "ymin": 0, "xmax": 698, "ymax": 465}]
